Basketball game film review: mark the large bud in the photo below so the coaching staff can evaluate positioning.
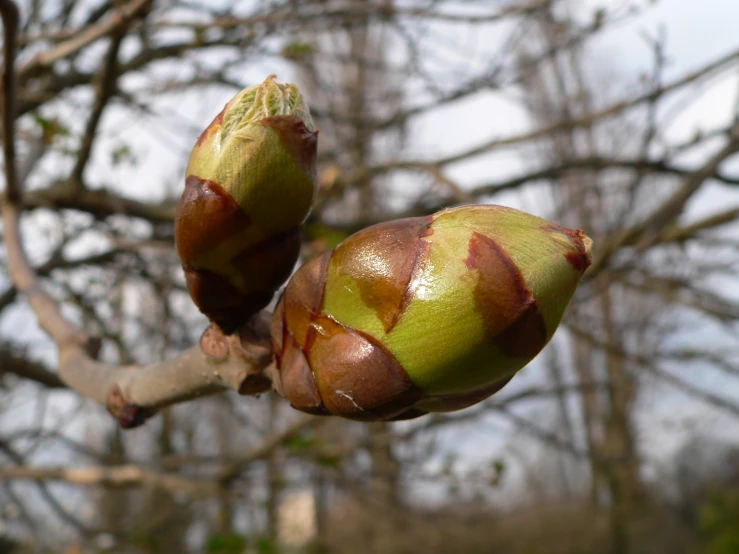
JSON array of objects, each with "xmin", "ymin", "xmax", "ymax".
[
  {"xmin": 271, "ymin": 205, "xmax": 592, "ymax": 421},
  {"xmin": 176, "ymin": 76, "xmax": 317, "ymax": 333}
]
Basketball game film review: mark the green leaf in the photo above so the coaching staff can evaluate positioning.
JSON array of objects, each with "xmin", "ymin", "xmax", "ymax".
[
  {"xmin": 255, "ymin": 536, "xmax": 279, "ymax": 554},
  {"xmin": 285, "ymin": 433, "xmax": 315, "ymax": 451},
  {"xmin": 206, "ymin": 533, "xmax": 247, "ymax": 553}
]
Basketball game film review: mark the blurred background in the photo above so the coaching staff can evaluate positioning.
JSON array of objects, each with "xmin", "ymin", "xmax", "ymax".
[{"xmin": 2, "ymin": 0, "xmax": 739, "ymax": 552}]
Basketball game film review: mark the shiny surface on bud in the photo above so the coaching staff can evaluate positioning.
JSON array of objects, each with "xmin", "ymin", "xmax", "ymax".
[
  {"xmin": 272, "ymin": 205, "xmax": 592, "ymax": 420},
  {"xmin": 176, "ymin": 76, "xmax": 318, "ymax": 332}
]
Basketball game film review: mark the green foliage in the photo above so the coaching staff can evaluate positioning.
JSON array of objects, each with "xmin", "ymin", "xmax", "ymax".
[
  {"xmin": 32, "ymin": 112, "xmax": 70, "ymax": 144},
  {"xmin": 111, "ymin": 143, "xmax": 137, "ymax": 167},
  {"xmin": 303, "ymin": 223, "xmax": 349, "ymax": 250},
  {"xmin": 281, "ymin": 40, "xmax": 315, "ymax": 61},
  {"xmin": 315, "ymin": 454, "xmax": 341, "ymax": 468},
  {"xmin": 206, "ymin": 532, "xmax": 247, "ymax": 553},
  {"xmin": 254, "ymin": 536, "xmax": 279, "ymax": 554},
  {"xmin": 489, "ymin": 458, "xmax": 506, "ymax": 487},
  {"xmin": 285, "ymin": 432, "xmax": 316, "ymax": 451},
  {"xmin": 699, "ymin": 489, "xmax": 739, "ymax": 554}
]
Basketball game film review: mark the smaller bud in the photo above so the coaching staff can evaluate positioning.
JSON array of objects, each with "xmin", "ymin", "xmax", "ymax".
[
  {"xmin": 271, "ymin": 205, "xmax": 592, "ymax": 420},
  {"xmin": 175, "ymin": 76, "xmax": 318, "ymax": 332}
]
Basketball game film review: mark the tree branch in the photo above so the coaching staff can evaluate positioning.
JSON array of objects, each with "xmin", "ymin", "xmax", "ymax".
[
  {"xmin": 0, "ymin": 464, "xmax": 219, "ymax": 497},
  {"xmin": 587, "ymin": 127, "xmax": 739, "ymax": 276},
  {"xmin": 0, "ymin": 0, "xmax": 274, "ymax": 428},
  {"xmin": 70, "ymin": 21, "xmax": 127, "ymax": 184},
  {"xmin": 18, "ymin": 0, "xmax": 151, "ymax": 77},
  {"xmin": 63, "ymin": 323, "xmax": 274, "ymax": 428},
  {"xmin": 0, "ymin": 346, "xmax": 64, "ymax": 388}
]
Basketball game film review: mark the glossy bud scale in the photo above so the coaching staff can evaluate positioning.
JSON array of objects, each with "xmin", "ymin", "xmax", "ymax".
[
  {"xmin": 271, "ymin": 205, "xmax": 592, "ymax": 421},
  {"xmin": 176, "ymin": 76, "xmax": 318, "ymax": 332}
]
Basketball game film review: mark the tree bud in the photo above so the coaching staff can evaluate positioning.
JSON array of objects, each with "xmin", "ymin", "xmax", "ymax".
[
  {"xmin": 271, "ymin": 205, "xmax": 592, "ymax": 420},
  {"xmin": 175, "ymin": 76, "xmax": 318, "ymax": 332}
]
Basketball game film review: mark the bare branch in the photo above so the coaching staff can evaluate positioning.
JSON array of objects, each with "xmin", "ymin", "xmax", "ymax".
[
  {"xmin": 0, "ymin": 348, "xmax": 64, "ymax": 388},
  {"xmin": 1, "ymin": 0, "xmax": 80, "ymax": 345},
  {"xmin": 21, "ymin": 183, "xmax": 177, "ymax": 223},
  {"xmin": 365, "ymin": 46, "xmax": 739, "ymax": 176},
  {"xmin": 587, "ymin": 127, "xmax": 739, "ymax": 276},
  {"xmin": 63, "ymin": 323, "xmax": 273, "ymax": 428},
  {"xmin": 1, "ymin": 2, "xmax": 273, "ymax": 427},
  {"xmin": 568, "ymin": 324, "xmax": 739, "ymax": 420},
  {"xmin": 217, "ymin": 415, "xmax": 323, "ymax": 483},
  {"xmin": 0, "ymin": 464, "xmax": 219, "ymax": 497},
  {"xmin": 18, "ymin": 0, "xmax": 151, "ymax": 77},
  {"xmin": 70, "ymin": 22, "xmax": 127, "ymax": 184},
  {"xmin": 0, "ymin": 0, "xmax": 19, "ymax": 203}
]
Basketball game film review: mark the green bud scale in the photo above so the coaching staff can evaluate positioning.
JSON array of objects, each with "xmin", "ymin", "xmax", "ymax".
[
  {"xmin": 175, "ymin": 76, "xmax": 318, "ymax": 333},
  {"xmin": 271, "ymin": 205, "xmax": 592, "ymax": 420}
]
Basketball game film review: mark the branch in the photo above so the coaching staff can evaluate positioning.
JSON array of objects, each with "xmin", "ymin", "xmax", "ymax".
[
  {"xmin": 217, "ymin": 415, "xmax": 323, "ymax": 483},
  {"xmin": 568, "ymin": 324, "xmax": 739, "ymax": 419},
  {"xmin": 18, "ymin": 0, "xmax": 151, "ymax": 77},
  {"xmin": 1, "ymin": 0, "xmax": 80, "ymax": 346},
  {"xmin": 70, "ymin": 20, "xmax": 127, "ymax": 183},
  {"xmin": 587, "ymin": 127, "xmax": 739, "ymax": 276},
  {"xmin": 0, "ymin": 348, "xmax": 64, "ymax": 388},
  {"xmin": 0, "ymin": 249, "xmax": 122, "ymax": 314},
  {"xmin": 0, "ymin": 1, "xmax": 274, "ymax": 428},
  {"xmin": 0, "ymin": 438, "xmax": 93, "ymax": 533},
  {"xmin": 0, "ymin": 416, "xmax": 326, "ymax": 496},
  {"xmin": 360, "ymin": 45, "xmax": 739, "ymax": 178},
  {"xmin": 655, "ymin": 205, "xmax": 739, "ymax": 244},
  {"xmin": 161, "ymin": 1, "xmax": 550, "ymax": 31},
  {"xmin": 0, "ymin": 0, "xmax": 19, "ymax": 203},
  {"xmin": 63, "ymin": 323, "xmax": 273, "ymax": 428},
  {"xmin": 468, "ymin": 156, "xmax": 739, "ymax": 198},
  {"xmin": 20, "ymin": 181, "xmax": 177, "ymax": 223},
  {"xmin": 0, "ymin": 464, "xmax": 219, "ymax": 497}
]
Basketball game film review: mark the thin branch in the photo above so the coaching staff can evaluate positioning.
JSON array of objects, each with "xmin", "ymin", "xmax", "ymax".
[
  {"xmin": 0, "ymin": 0, "xmax": 19, "ymax": 203},
  {"xmin": 568, "ymin": 324, "xmax": 739, "ymax": 419},
  {"xmin": 1, "ymin": 0, "xmax": 81, "ymax": 345},
  {"xmin": 18, "ymin": 0, "xmax": 151, "ymax": 77},
  {"xmin": 70, "ymin": 22, "xmax": 127, "ymax": 183},
  {"xmin": 0, "ymin": 349, "xmax": 64, "ymax": 388},
  {"xmin": 656, "ymin": 205, "xmax": 739, "ymax": 243},
  {"xmin": 0, "ymin": 464, "xmax": 219, "ymax": 497},
  {"xmin": 158, "ymin": 1, "xmax": 550, "ymax": 31},
  {"xmin": 360, "ymin": 45, "xmax": 739, "ymax": 178},
  {"xmin": 1, "ymin": 0, "xmax": 274, "ymax": 427},
  {"xmin": 468, "ymin": 156, "xmax": 739, "ymax": 198},
  {"xmin": 0, "ymin": 438, "xmax": 93, "ymax": 534},
  {"xmin": 587, "ymin": 127, "xmax": 739, "ymax": 276},
  {"xmin": 21, "ymin": 183, "xmax": 177, "ymax": 223},
  {"xmin": 217, "ymin": 415, "xmax": 323, "ymax": 483}
]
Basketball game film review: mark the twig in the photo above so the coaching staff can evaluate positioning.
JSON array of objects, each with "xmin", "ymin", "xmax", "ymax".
[
  {"xmin": 587, "ymin": 127, "xmax": 739, "ymax": 277},
  {"xmin": 18, "ymin": 0, "xmax": 151, "ymax": 76},
  {"xmin": 0, "ymin": 0, "xmax": 273, "ymax": 427},
  {"xmin": 70, "ymin": 20, "xmax": 127, "ymax": 183},
  {"xmin": 1, "ymin": 1, "xmax": 82, "ymax": 346},
  {"xmin": 0, "ymin": 0, "xmax": 19, "ymax": 202},
  {"xmin": 217, "ymin": 415, "xmax": 322, "ymax": 483},
  {"xmin": 0, "ymin": 464, "xmax": 219, "ymax": 497}
]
